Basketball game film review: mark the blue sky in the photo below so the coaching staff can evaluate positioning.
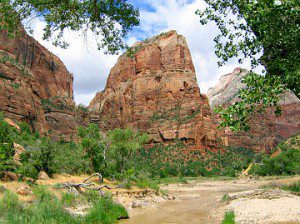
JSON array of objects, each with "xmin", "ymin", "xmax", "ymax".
[{"xmin": 31, "ymin": 0, "xmax": 255, "ymax": 105}]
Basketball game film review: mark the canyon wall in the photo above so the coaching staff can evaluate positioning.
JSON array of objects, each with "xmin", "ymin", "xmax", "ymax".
[
  {"xmin": 0, "ymin": 27, "xmax": 77, "ymax": 140},
  {"xmin": 89, "ymin": 31, "xmax": 220, "ymax": 150},
  {"xmin": 207, "ymin": 68, "xmax": 300, "ymax": 152}
]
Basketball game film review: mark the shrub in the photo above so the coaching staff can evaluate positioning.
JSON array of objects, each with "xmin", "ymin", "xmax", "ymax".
[
  {"xmin": 281, "ymin": 181, "xmax": 300, "ymax": 195},
  {"xmin": 85, "ymin": 194, "xmax": 128, "ymax": 224},
  {"xmin": 222, "ymin": 211, "xmax": 236, "ymax": 224},
  {"xmin": 17, "ymin": 138, "xmax": 56, "ymax": 178},
  {"xmin": 0, "ymin": 113, "xmax": 18, "ymax": 173},
  {"xmin": 51, "ymin": 141, "xmax": 91, "ymax": 175},
  {"xmin": 135, "ymin": 142, "xmax": 254, "ymax": 178},
  {"xmin": 250, "ymin": 148, "xmax": 300, "ymax": 176},
  {"xmin": 222, "ymin": 194, "xmax": 230, "ymax": 202},
  {"xmin": 0, "ymin": 187, "xmax": 127, "ymax": 224}
]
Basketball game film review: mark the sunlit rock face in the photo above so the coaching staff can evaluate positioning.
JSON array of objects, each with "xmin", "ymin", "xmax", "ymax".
[
  {"xmin": 207, "ymin": 68, "xmax": 300, "ymax": 152},
  {"xmin": 0, "ymin": 27, "xmax": 76, "ymax": 140},
  {"xmin": 89, "ymin": 31, "xmax": 221, "ymax": 150}
]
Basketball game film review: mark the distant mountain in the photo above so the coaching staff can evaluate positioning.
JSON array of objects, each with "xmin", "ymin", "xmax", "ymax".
[{"xmin": 207, "ymin": 67, "xmax": 300, "ymax": 152}]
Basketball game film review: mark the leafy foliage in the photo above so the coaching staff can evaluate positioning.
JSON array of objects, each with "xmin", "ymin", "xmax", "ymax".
[
  {"xmin": 222, "ymin": 211, "xmax": 236, "ymax": 224},
  {"xmin": 78, "ymin": 124, "xmax": 106, "ymax": 174},
  {"xmin": 0, "ymin": 0, "xmax": 140, "ymax": 54},
  {"xmin": 0, "ymin": 113, "xmax": 18, "ymax": 173},
  {"xmin": 197, "ymin": 0, "xmax": 300, "ymax": 131},
  {"xmin": 135, "ymin": 141, "xmax": 254, "ymax": 178},
  {"xmin": 250, "ymin": 148, "xmax": 300, "ymax": 176},
  {"xmin": 106, "ymin": 128, "xmax": 148, "ymax": 174},
  {"xmin": 215, "ymin": 72, "xmax": 285, "ymax": 131},
  {"xmin": 19, "ymin": 140, "xmax": 91, "ymax": 179}
]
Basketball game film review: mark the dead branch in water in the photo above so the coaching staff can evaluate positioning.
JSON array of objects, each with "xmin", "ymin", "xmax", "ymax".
[{"xmin": 55, "ymin": 173, "xmax": 125, "ymax": 195}]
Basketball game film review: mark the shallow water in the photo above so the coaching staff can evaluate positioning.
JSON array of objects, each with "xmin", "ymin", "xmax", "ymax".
[{"xmin": 120, "ymin": 193, "xmax": 219, "ymax": 224}]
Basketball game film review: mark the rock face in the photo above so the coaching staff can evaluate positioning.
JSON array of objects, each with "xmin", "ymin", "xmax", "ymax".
[
  {"xmin": 207, "ymin": 68, "xmax": 300, "ymax": 152},
  {"xmin": 0, "ymin": 27, "xmax": 76, "ymax": 140},
  {"xmin": 89, "ymin": 31, "xmax": 220, "ymax": 150}
]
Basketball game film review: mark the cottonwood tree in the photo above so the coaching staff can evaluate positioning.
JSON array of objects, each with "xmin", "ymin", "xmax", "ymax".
[
  {"xmin": 0, "ymin": 0, "xmax": 140, "ymax": 54},
  {"xmin": 196, "ymin": 0, "xmax": 299, "ymax": 131},
  {"xmin": 106, "ymin": 128, "xmax": 148, "ymax": 174}
]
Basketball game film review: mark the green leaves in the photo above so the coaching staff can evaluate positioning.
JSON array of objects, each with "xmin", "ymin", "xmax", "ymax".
[
  {"xmin": 1, "ymin": 0, "xmax": 140, "ymax": 54},
  {"xmin": 197, "ymin": 0, "xmax": 299, "ymax": 131},
  {"xmin": 216, "ymin": 72, "xmax": 285, "ymax": 131},
  {"xmin": 106, "ymin": 128, "xmax": 148, "ymax": 174}
]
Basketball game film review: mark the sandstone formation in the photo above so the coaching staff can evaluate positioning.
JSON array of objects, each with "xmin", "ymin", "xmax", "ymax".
[
  {"xmin": 13, "ymin": 143, "xmax": 26, "ymax": 165},
  {"xmin": 0, "ymin": 27, "xmax": 76, "ymax": 140},
  {"xmin": 207, "ymin": 68, "xmax": 300, "ymax": 152},
  {"xmin": 89, "ymin": 31, "xmax": 220, "ymax": 150}
]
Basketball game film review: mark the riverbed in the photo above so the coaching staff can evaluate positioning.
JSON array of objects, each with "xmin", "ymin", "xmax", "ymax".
[{"xmin": 120, "ymin": 176, "xmax": 300, "ymax": 224}]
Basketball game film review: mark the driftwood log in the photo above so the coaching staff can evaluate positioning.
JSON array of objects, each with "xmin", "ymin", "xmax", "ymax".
[{"xmin": 55, "ymin": 173, "xmax": 125, "ymax": 195}]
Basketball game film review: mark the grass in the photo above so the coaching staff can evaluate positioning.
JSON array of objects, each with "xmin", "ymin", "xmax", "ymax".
[
  {"xmin": 0, "ymin": 186, "xmax": 128, "ymax": 224},
  {"xmin": 222, "ymin": 193, "xmax": 230, "ymax": 202},
  {"xmin": 85, "ymin": 195, "xmax": 128, "ymax": 224},
  {"xmin": 260, "ymin": 180, "xmax": 300, "ymax": 195},
  {"xmin": 281, "ymin": 181, "xmax": 300, "ymax": 195},
  {"xmin": 222, "ymin": 211, "xmax": 236, "ymax": 224},
  {"xmin": 134, "ymin": 176, "xmax": 236, "ymax": 193}
]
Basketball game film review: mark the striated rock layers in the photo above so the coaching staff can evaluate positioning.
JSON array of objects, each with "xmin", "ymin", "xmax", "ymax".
[
  {"xmin": 89, "ymin": 31, "xmax": 220, "ymax": 150},
  {"xmin": 0, "ymin": 27, "xmax": 76, "ymax": 140},
  {"xmin": 207, "ymin": 68, "xmax": 300, "ymax": 152}
]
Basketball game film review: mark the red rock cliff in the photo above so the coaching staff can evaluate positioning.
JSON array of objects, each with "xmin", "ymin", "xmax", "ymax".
[
  {"xmin": 207, "ymin": 68, "xmax": 300, "ymax": 152},
  {"xmin": 0, "ymin": 27, "xmax": 77, "ymax": 140},
  {"xmin": 89, "ymin": 31, "xmax": 220, "ymax": 150}
]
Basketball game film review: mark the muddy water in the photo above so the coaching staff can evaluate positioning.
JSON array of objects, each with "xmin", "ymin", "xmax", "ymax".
[
  {"xmin": 120, "ymin": 191, "xmax": 222, "ymax": 224},
  {"xmin": 120, "ymin": 177, "xmax": 300, "ymax": 224},
  {"xmin": 120, "ymin": 180, "xmax": 255, "ymax": 224}
]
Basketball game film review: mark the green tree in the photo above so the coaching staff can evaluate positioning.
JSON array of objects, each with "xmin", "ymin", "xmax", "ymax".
[
  {"xmin": 106, "ymin": 128, "xmax": 148, "ymax": 174},
  {"xmin": 0, "ymin": 113, "xmax": 18, "ymax": 173},
  {"xmin": 0, "ymin": 0, "xmax": 140, "ymax": 54},
  {"xmin": 78, "ymin": 124, "xmax": 106, "ymax": 173},
  {"xmin": 196, "ymin": 0, "xmax": 299, "ymax": 131}
]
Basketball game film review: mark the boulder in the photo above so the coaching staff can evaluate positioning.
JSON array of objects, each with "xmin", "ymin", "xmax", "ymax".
[
  {"xmin": 4, "ymin": 118, "xmax": 20, "ymax": 132},
  {"xmin": 1, "ymin": 171, "xmax": 19, "ymax": 182},
  {"xmin": 38, "ymin": 171, "xmax": 50, "ymax": 180},
  {"xmin": 13, "ymin": 142, "xmax": 25, "ymax": 165},
  {"xmin": 17, "ymin": 185, "xmax": 32, "ymax": 196}
]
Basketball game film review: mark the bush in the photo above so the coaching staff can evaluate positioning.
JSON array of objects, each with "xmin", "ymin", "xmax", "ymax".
[
  {"xmin": 135, "ymin": 142, "xmax": 254, "ymax": 178},
  {"xmin": 250, "ymin": 148, "xmax": 300, "ymax": 176},
  {"xmin": 85, "ymin": 195, "xmax": 128, "ymax": 224},
  {"xmin": 18, "ymin": 140, "xmax": 91, "ymax": 179},
  {"xmin": 17, "ymin": 138, "xmax": 55, "ymax": 178},
  {"xmin": 222, "ymin": 211, "xmax": 236, "ymax": 224},
  {"xmin": 51, "ymin": 141, "xmax": 91, "ymax": 175},
  {"xmin": 0, "ymin": 113, "xmax": 18, "ymax": 173},
  {"xmin": 0, "ymin": 187, "xmax": 127, "ymax": 224}
]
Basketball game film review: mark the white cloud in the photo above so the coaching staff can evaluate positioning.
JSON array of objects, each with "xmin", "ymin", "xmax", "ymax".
[
  {"xmin": 30, "ymin": 0, "xmax": 262, "ymax": 105},
  {"xmin": 30, "ymin": 20, "xmax": 118, "ymax": 105}
]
